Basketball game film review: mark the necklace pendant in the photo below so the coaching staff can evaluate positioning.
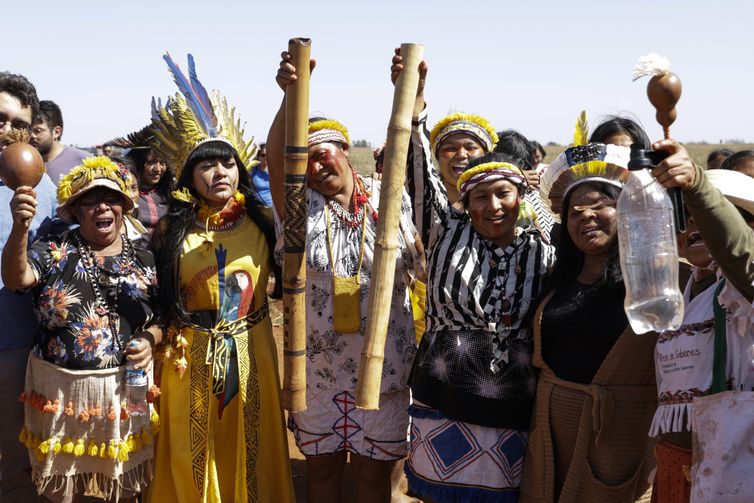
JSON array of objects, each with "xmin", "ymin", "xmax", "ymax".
[{"xmin": 95, "ymin": 305, "xmax": 108, "ymax": 316}]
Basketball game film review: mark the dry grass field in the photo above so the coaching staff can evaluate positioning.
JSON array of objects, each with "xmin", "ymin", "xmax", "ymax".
[{"xmin": 346, "ymin": 144, "xmax": 754, "ymax": 176}]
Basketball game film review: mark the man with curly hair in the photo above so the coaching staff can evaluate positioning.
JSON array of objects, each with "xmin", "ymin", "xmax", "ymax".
[{"xmin": 0, "ymin": 71, "xmax": 57, "ymax": 502}]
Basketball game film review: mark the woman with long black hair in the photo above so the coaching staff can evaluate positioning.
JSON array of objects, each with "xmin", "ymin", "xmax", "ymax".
[{"xmin": 148, "ymin": 55, "xmax": 294, "ymax": 502}]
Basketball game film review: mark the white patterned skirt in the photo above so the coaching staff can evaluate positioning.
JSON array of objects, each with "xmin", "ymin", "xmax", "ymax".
[
  {"xmin": 288, "ymin": 388, "xmax": 410, "ymax": 460},
  {"xmin": 20, "ymin": 354, "xmax": 157, "ymax": 503},
  {"xmin": 405, "ymin": 401, "xmax": 527, "ymax": 503}
]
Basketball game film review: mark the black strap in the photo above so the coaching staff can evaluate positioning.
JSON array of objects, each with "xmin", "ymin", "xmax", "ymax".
[{"xmin": 711, "ymin": 279, "xmax": 728, "ymax": 394}]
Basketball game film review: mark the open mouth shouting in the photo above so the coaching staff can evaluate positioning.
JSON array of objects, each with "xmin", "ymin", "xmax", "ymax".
[{"xmin": 686, "ymin": 231, "xmax": 705, "ymax": 247}]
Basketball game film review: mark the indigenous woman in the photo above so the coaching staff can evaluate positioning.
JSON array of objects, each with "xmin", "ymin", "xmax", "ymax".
[
  {"xmin": 1, "ymin": 156, "xmax": 160, "ymax": 502},
  {"xmin": 390, "ymin": 54, "xmax": 554, "ymax": 501},
  {"xmin": 130, "ymin": 149, "xmax": 172, "ymax": 236},
  {"xmin": 648, "ymin": 151, "xmax": 754, "ymax": 503},
  {"xmin": 149, "ymin": 55, "xmax": 294, "ymax": 502},
  {"xmin": 110, "ymin": 128, "xmax": 173, "ymax": 239},
  {"xmin": 519, "ymin": 132, "xmax": 657, "ymax": 502},
  {"xmin": 268, "ymin": 54, "xmax": 418, "ymax": 503},
  {"xmin": 405, "ymin": 149, "xmax": 554, "ymax": 501}
]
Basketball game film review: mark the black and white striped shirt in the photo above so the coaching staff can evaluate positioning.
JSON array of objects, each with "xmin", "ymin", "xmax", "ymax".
[{"xmin": 406, "ymin": 109, "xmax": 556, "ymax": 427}]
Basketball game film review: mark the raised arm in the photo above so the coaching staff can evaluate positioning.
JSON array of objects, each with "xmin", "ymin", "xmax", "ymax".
[
  {"xmin": 266, "ymin": 52, "xmax": 317, "ymax": 220},
  {"xmin": 1, "ymin": 186, "xmax": 40, "ymax": 291},
  {"xmin": 653, "ymin": 139, "xmax": 754, "ymax": 300}
]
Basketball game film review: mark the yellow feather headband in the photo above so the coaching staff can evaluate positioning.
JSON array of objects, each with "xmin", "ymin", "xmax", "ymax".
[
  {"xmin": 308, "ymin": 119, "xmax": 350, "ymax": 148},
  {"xmin": 430, "ymin": 113, "xmax": 499, "ymax": 157},
  {"xmin": 57, "ymin": 156, "xmax": 127, "ymax": 205},
  {"xmin": 457, "ymin": 161, "xmax": 526, "ymax": 201},
  {"xmin": 56, "ymin": 156, "xmax": 134, "ymax": 223}
]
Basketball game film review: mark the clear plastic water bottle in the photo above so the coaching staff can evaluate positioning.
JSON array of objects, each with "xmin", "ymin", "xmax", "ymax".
[
  {"xmin": 617, "ymin": 145, "xmax": 684, "ymax": 334},
  {"xmin": 125, "ymin": 343, "xmax": 149, "ymax": 417}
]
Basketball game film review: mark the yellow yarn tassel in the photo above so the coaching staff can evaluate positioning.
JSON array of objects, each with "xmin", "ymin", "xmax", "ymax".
[
  {"xmin": 62, "ymin": 437, "xmax": 74, "ymax": 454},
  {"xmin": 106, "ymin": 440, "xmax": 117, "ymax": 460},
  {"xmin": 140, "ymin": 429, "xmax": 152, "ymax": 445},
  {"xmin": 31, "ymin": 435, "xmax": 41, "ymax": 450},
  {"xmin": 87, "ymin": 440, "xmax": 98, "ymax": 457},
  {"xmin": 18, "ymin": 426, "xmax": 28, "ymax": 445},
  {"xmin": 53, "ymin": 440, "xmax": 61, "ymax": 455},
  {"xmin": 24, "ymin": 432, "xmax": 35, "ymax": 449},
  {"xmin": 117, "ymin": 440, "xmax": 130, "ymax": 462},
  {"xmin": 99, "ymin": 442, "xmax": 107, "ymax": 459},
  {"xmin": 38, "ymin": 439, "xmax": 50, "ymax": 455},
  {"xmin": 150, "ymin": 409, "xmax": 161, "ymax": 435},
  {"xmin": 132, "ymin": 434, "xmax": 142, "ymax": 453},
  {"xmin": 73, "ymin": 438, "xmax": 85, "ymax": 457},
  {"xmin": 126, "ymin": 434, "xmax": 135, "ymax": 452}
]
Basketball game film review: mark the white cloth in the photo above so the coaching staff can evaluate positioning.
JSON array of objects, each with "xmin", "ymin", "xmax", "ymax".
[
  {"xmin": 274, "ymin": 176, "xmax": 418, "ymax": 394},
  {"xmin": 288, "ymin": 389, "xmax": 409, "ymax": 460},
  {"xmin": 651, "ymin": 273, "xmax": 754, "ymax": 436},
  {"xmin": 23, "ymin": 354, "xmax": 154, "ymax": 502},
  {"xmin": 406, "ymin": 400, "xmax": 526, "ymax": 498}
]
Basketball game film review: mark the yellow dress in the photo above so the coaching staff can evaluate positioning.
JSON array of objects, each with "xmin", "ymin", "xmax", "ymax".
[{"xmin": 150, "ymin": 215, "xmax": 294, "ymax": 502}]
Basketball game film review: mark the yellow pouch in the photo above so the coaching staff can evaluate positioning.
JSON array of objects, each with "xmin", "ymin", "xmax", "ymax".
[{"xmin": 333, "ymin": 275, "xmax": 361, "ymax": 333}]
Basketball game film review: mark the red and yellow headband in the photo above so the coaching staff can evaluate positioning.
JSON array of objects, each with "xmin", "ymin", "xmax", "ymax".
[{"xmin": 457, "ymin": 162, "xmax": 526, "ymax": 200}]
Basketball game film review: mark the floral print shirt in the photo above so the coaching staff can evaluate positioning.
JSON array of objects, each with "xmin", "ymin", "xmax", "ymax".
[
  {"xmin": 27, "ymin": 229, "xmax": 158, "ymax": 370},
  {"xmin": 276, "ymin": 176, "xmax": 418, "ymax": 394}
]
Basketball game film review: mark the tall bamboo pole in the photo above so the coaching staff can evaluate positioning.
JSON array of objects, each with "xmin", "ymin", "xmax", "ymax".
[
  {"xmin": 356, "ymin": 43, "xmax": 424, "ymax": 410},
  {"xmin": 282, "ymin": 37, "xmax": 311, "ymax": 412}
]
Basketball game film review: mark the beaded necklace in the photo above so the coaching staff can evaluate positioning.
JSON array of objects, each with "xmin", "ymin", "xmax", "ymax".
[
  {"xmin": 325, "ymin": 171, "xmax": 377, "ymax": 229},
  {"xmin": 74, "ymin": 231, "xmax": 135, "ymax": 354}
]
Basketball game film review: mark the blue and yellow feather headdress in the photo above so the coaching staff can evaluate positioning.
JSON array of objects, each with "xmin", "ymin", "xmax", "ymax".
[
  {"xmin": 540, "ymin": 111, "xmax": 630, "ymax": 217},
  {"xmin": 148, "ymin": 53, "xmax": 258, "ymax": 181}
]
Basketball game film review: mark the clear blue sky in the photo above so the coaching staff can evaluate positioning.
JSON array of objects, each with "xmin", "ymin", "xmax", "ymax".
[{"xmin": 5, "ymin": 0, "xmax": 753, "ymax": 148}]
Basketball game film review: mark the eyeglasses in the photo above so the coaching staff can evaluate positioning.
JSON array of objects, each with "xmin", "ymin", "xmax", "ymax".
[
  {"xmin": 0, "ymin": 112, "xmax": 32, "ymax": 132},
  {"xmin": 78, "ymin": 192, "xmax": 124, "ymax": 208}
]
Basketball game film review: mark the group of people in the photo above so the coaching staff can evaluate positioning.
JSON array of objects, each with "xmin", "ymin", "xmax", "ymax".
[{"xmin": 0, "ymin": 44, "xmax": 753, "ymax": 503}]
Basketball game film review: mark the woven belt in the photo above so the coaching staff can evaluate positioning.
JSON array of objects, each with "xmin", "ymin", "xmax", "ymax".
[{"xmin": 185, "ymin": 302, "xmax": 269, "ymax": 396}]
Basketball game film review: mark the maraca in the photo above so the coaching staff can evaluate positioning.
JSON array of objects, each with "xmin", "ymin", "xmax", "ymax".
[
  {"xmin": 0, "ymin": 142, "xmax": 46, "ymax": 190},
  {"xmin": 632, "ymin": 52, "xmax": 686, "ymax": 232},
  {"xmin": 633, "ymin": 53, "xmax": 682, "ymax": 139}
]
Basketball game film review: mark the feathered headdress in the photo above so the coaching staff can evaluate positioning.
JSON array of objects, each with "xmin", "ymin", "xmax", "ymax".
[
  {"xmin": 148, "ymin": 53, "xmax": 258, "ymax": 180},
  {"xmin": 109, "ymin": 124, "xmax": 154, "ymax": 150},
  {"xmin": 540, "ymin": 111, "xmax": 630, "ymax": 217},
  {"xmin": 429, "ymin": 113, "xmax": 498, "ymax": 157}
]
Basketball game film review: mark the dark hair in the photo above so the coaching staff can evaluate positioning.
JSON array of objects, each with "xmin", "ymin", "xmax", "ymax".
[
  {"xmin": 126, "ymin": 148, "xmax": 175, "ymax": 201},
  {"xmin": 0, "ymin": 72, "xmax": 40, "ymax": 119},
  {"xmin": 546, "ymin": 181, "xmax": 623, "ymax": 292},
  {"xmin": 461, "ymin": 152, "xmax": 524, "ymax": 206},
  {"xmin": 720, "ymin": 150, "xmax": 754, "ymax": 172},
  {"xmin": 36, "ymin": 100, "xmax": 64, "ymax": 138},
  {"xmin": 530, "ymin": 140, "xmax": 546, "ymax": 159},
  {"xmin": 589, "ymin": 115, "xmax": 651, "ymax": 150},
  {"xmin": 155, "ymin": 140, "xmax": 280, "ymax": 323},
  {"xmin": 493, "ymin": 130, "xmax": 535, "ymax": 171},
  {"xmin": 706, "ymin": 148, "xmax": 734, "ymax": 168}
]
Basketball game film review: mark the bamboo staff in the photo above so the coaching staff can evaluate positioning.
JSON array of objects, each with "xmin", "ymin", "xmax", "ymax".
[
  {"xmin": 356, "ymin": 43, "xmax": 424, "ymax": 410},
  {"xmin": 282, "ymin": 37, "xmax": 311, "ymax": 412}
]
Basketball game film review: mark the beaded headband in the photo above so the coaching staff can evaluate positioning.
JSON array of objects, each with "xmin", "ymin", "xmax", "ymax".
[
  {"xmin": 457, "ymin": 162, "xmax": 526, "ymax": 201},
  {"xmin": 308, "ymin": 119, "xmax": 350, "ymax": 148},
  {"xmin": 430, "ymin": 113, "xmax": 498, "ymax": 157}
]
